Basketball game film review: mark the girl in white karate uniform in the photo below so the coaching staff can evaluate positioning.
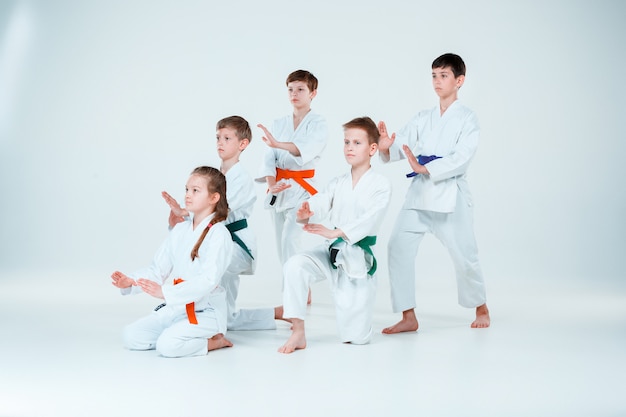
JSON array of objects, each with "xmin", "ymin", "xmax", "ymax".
[
  {"xmin": 111, "ymin": 166, "xmax": 234, "ymax": 358},
  {"xmin": 162, "ymin": 116, "xmax": 278, "ymax": 331}
]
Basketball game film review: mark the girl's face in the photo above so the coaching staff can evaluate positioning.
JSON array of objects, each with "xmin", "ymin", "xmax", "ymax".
[{"xmin": 185, "ymin": 174, "xmax": 217, "ymax": 215}]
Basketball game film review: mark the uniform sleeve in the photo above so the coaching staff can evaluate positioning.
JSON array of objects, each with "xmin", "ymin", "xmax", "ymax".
[
  {"xmin": 341, "ymin": 178, "xmax": 392, "ymax": 244},
  {"xmin": 256, "ymin": 118, "xmax": 283, "ymax": 182},
  {"xmin": 292, "ymin": 116, "xmax": 328, "ymax": 166},
  {"xmin": 381, "ymin": 114, "xmax": 421, "ymax": 163},
  {"xmin": 425, "ymin": 111, "xmax": 479, "ymax": 182},
  {"xmin": 307, "ymin": 177, "xmax": 337, "ymax": 223},
  {"xmin": 122, "ymin": 234, "xmax": 175, "ymax": 295},
  {"xmin": 255, "ymin": 147, "xmax": 277, "ymax": 182},
  {"xmin": 227, "ymin": 167, "xmax": 256, "ymax": 215},
  {"xmin": 161, "ymin": 224, "xmax": 233, "ymax": 306}
]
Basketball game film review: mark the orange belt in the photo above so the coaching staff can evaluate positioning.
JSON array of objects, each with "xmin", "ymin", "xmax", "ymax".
[
  {"xmin": 173, "ymin": 278, "xmax": 198, "ymax": 325},
  {"xmin": 276, "ymin": 168, "xmax": 317, "ymax": 195}
]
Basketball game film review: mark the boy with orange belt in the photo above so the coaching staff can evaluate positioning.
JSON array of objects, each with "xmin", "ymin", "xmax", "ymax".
[{"xmin": 256, "ymin": 70, "xmax": 328, "ymax": 276}]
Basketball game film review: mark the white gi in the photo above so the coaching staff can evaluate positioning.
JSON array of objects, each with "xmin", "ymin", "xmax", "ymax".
[
  {"xmin": 121, "ymin": 213, "xmax": 233, "ymax": 358},
  {"xmin": 223, "ymin": 162, "xmax": 276, "ymax": 330},
  {"xmin": 282, "ymin": 168, "xmax": 391, "ymax": 344},
  {"xmin": 382, "ymin": 100, "xmax": 487, "ymax": 312},
  {"xmin": 255, "ymin": 111, "xmax": 328, "ymax": 264}
]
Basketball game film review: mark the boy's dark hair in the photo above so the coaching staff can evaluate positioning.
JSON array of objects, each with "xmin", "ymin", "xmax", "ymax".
[
  {"xmin": 342, "ymin": 117, "xmax": 380, "ymax": 145},
  {"xmin": 286, "ymin": 70, "xmax": 318, "ymax": 92},
  {"xmin": 216, "ymin": 115, "xmax": 252, "ymax": 142},
  {"xmin": 432, "ymin": 53, "xmax": 466, "ymax": 78}
]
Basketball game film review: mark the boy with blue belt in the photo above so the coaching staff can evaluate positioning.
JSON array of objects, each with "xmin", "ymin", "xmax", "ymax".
[{"xmin": 378, "ymin": 53, "xmax": 490, "ymax": 333}]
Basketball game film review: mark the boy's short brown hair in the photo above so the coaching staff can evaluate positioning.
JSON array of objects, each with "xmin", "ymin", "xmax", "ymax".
[
  {"xmin": 216, "ymin": 115, "xmax": 252, "ymax": 142},
  {"xmin": 286, "ymin": 70, "xmax": 318, "ymax": 92},
  {"xmin": 342, "ymin": 117, "xmax": 380, "ymax": 145},
  {"xmin": 432, "ymin": 53, "xmax": 466, "ymax": 78}
]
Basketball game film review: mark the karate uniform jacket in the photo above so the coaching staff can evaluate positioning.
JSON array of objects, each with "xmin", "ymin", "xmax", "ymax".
[
  {"xmin": 382, "ymin": 101, "xmax": 479, "ymax": 213},
  {"xmin": 255, "ymin": 111, "xmax": 328, "ymax": 211},
  {"xmin": 307, "ymin": 169, "xmax": 391, "ymax": 279},
  {"xmin": 225, "ymin": 162, "xmax": 257, "ymax": 273},
  {"xmin": 122, "ymin": 213, "xmax": 233, "ymax": 327}
]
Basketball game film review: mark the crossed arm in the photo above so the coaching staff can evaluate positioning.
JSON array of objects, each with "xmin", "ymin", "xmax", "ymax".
[
  {"xmin": 111, "ymin": 271, "xmax": 164, "ymax": 299},
  {"xmin": 296, "ymin": 201, "xmax": 346, "ymax": 240},
  {"xmin": 377, "ymin": 121, "xmax": 429, "ymax": 175},
  {"xmin": 257, "ymin": 123, "xmax": 301, "ymax": 157}
]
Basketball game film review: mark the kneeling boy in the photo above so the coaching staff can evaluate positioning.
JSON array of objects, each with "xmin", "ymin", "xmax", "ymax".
[{"xmin": 277, "ymin": 117, "xmax": 392, "ymax": 354}]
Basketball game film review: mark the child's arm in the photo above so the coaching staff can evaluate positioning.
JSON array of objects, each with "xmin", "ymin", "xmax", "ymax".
[
  {"xmin": 297, "ymin": 178, "xmax": 334, "ymax": 224},
  {"xmin": 425, "ymin": 113, "xmax": 480, "ymax": 182},
  {"xmin": 378, "ymin": 114, "xmax": 423, "ymax": 163},
  {"xmin": 136, "ymin": 278, "xmax": 164, "ymax": 299},
  {"xmin": 258, "ymin": 123, "xmax": 301, "ymax": 156},
  {"xmin": 289, "ymin": 117, "xmax": 328, "ymax": 166},
  {"xmin": 302, "ymin": 223, "xmax": 346, "ymax": 240},
  {"xmin": 402, "ymin": 145, "xmax": 430, "ymax": 175},
  {"xmin": 266, "ymin": 176, "xmax": 292, "ymax": 194},
  {"xmin": 224, "ymin": 168, "xmax": 257, "ymax": 214},
  {"xmin": 298, "ymin": 180, "xmax": 338, "ymax": 236},
  {"xmin": 334, "ymin": 176, "xmax": 391, "ymax": 244},
  {"xmin": 162, "ymin": 191, "xmax": 188, "ymax": 228},
  {"xmin": 111, "ymin": 271, "xmax": 137, "ymax": 289},
  {"xmin": 161, "ymin": 224, "xmax": 233, "ymax": 306},
  {"xmin": 377, "ymin": 121, "xmax": 396, "ymax": 162},
  {"xmin": 296, "ymin": 201, "xmax": 314, "ymax": 224},
  {"xmin": 117, "ymin": 235, "xmax": 175, "ymax": 296}
]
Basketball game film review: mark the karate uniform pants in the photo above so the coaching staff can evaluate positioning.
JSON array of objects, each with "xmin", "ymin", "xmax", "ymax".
[
  {"xmin": 271, "ymin": 207, "xmax": 305, "ymax": 265},
  {"xmin": 388, "ymin": 191, "xmax": 486, "ymax": 312},
  {"xmin": 283, "ymin": 246, "xmax": 377, "ymax": 345},
  {"xmin": 222, "ymin": 244, "xmax": 276, "ymax": 331},
  {"xmin": 123, "ymin": 306, "xmax": 223, "ymax": 358}
]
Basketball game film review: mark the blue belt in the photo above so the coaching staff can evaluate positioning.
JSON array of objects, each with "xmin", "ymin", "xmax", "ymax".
[{"xmin": 406, "ymin": 154, "xmax": 442, "ymax": 178}]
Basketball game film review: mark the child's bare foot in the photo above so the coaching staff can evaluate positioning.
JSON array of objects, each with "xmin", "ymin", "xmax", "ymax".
[
  {"xmin": 278, "ymin": 319, "xmax": 306, "ymax": 354},
  {"xmin": 207, "ymin": 333, "xmax": 233, "ymax": 351},
  {"xmin": 471, "ymin": 304, "xmax": 490, "ymax": 328},
  {"xmin": 278, "ymin": 332, "xmax": 306, "ymax": 354},
  {"xmin": 274, "ymin": 306, "xmax": 292, "ymax": 323},
  {"xmin": 382, "ymin": 309, "xmax": 419, "ymax": 334}
]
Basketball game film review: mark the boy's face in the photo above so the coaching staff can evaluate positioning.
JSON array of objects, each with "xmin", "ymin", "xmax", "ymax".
[
  {"xmin": 343, "ymin": 128, "xmax": 377, "ymax": 167},
  {"xmin": 287, "ymin": 81, "xmax": 316, "ymax": 110},
  {"xmin": 432, "ymin": 66, "xmax": 464, "ymax": 99},
  {"xmin": 216, "ymin": 127, "xmax": 247, "ymax": 162}
]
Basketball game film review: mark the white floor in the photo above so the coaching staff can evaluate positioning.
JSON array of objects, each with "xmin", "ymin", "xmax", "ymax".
[{"xmin": 0, "ymin": 269, "xmax": 624, "ymax": 417}]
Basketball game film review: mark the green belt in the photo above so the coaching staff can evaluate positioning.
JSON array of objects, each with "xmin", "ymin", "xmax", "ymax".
[
  {"xmin": 225, "ymin": 219, "xmax": 254, "ymax": 260},
  {"xmin": 329, "ymin": 235, "xmax": 377, "ymax": 276}
]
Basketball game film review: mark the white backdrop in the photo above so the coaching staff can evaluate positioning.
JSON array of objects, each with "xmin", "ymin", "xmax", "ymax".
[{"xmin": 0, "ymin": 0, "xmax": 624, "ymax": 290}]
